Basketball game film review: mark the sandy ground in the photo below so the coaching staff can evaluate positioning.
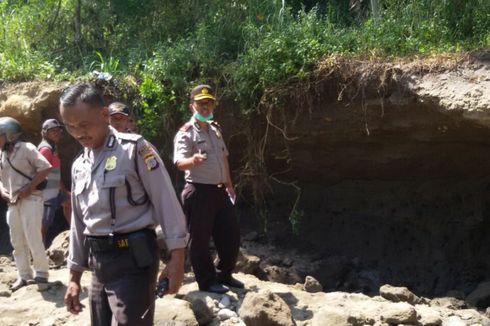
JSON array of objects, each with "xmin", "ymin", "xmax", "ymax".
[{"xmin": 0, "ymin": 257, "xmax": 91, "ymax": 326}]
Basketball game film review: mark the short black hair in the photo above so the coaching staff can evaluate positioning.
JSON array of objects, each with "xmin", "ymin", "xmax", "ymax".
[{"xmin": 59, "ymin": 82, "xmax": 104, "ymax": 108}]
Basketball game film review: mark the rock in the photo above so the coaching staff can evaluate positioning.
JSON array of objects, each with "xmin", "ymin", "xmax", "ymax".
[
  {"xmin": 0, "ymin": 256, "xmax": 12, "ymax": 265},
  {"xmin": 191, "ymin": 298, "xmax": 214, "ymax": 325},
  {"xmin": 380, "ymin": 284, "xmax": 421, "ymax": 305},
  {"xmin": 311, "ymin": 306, "xmax": 353, "ymax": 326},
  {"xmin": 47, "ymin": 231, "xmax": 70, "ymax": 267},
  {"xmin": 304, "ymin": 275, "xmax": 323, "ymax": 293},
  {"xmin": 235, "ymin": 250, "xmax": 261, "ymax": 275},
  {"xmin": 239, "ymin": 290, "xmax": 294, "ymax": 326},
  {"xmin": 380, "ymin": 302, "xmax": 417, "ymax": 324},
  {"xmin": 218, "ymin": 308, "xmax": 238, "ymax": 321},
  {"xmin": 466, "ymin": 281, "xmax": 490, "ymax": 308},
  {"xmin": 219, "ymin": 295, "xmax": 232, "ymax": 308},
  {"xmin": 219, "ymin": 317, "xmax": 247, "ymax": 326},
  {"xmin": 0, "ymin": 291, "xmax": 11, "ymax": 297},
  {"xmin": 442, "ymin": 316, "xmax": 466, "ymax": 326},
  {"xmin": 430, "ymin": 297, "xmax": 466, "ymax": 310},
  {"xmin": 154, "ymin": 296, "xmax": 198, "ymax": 326},
  {"xmin": 263, "ymin": 265, "xmax": 302, "ymax": 285},
  {"xmin": 155, "ymin": 322, "xmax": 188, "ymax": 326},
  {"xmin": 415, "ymin": 304, "xmax": 442, "ymax": 326},
  {"xmin": 486, "ymin": 307, "xmax": 490, "ymax": 318}
]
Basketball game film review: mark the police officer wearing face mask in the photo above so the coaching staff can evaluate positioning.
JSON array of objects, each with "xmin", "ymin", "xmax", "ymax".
[
  {"xmin": 173, "ymin": 85, "xmax": 242, "ymax": 294},
  {"xmin": 60, "ymin": 83, "xmax": 188, "ymax": 326}
]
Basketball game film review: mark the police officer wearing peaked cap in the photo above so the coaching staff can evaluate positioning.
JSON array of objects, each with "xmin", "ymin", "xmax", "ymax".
[
  {"xmin": 60, "ymin": 83, "xmax": 189, "ymax": 326},
  {"xmin": 174, "ymin": 84, "xmax": 243, "ymax": 294}
]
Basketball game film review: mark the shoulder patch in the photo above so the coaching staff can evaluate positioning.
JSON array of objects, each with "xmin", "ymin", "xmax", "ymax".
[
  {"xmin": 137, "ymin": 140, "xmax": 160, "ymax": 171},
  {"xmin": 211, "ymin": 121, "xmax": 222, "ymax": 131}
]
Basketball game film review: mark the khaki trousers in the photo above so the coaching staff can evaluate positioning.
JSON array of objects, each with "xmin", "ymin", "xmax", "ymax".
[{"xmin": 6, "ymin": 195, "xmax": 49, "ymax": 280}]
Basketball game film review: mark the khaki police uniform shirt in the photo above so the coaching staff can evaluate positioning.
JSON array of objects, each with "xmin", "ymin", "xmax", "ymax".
[
  {"xmin": 0, "ymin": 141, "xmax": 51, "ymax": 201},
  {"xmin": 68, "ymin": 127, "xmax": 189, "ymax": 272},
  {"xmin": 173, "ymin": 117, "xmax": 229, "ymax": 184}
]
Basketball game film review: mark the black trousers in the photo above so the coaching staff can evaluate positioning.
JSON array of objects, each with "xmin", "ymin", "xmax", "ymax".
[
  {"xmin": 182, "ymin": 183, "xmax": 240, "ymax": 289},
  {"xmin": 88, "ymin": 234, "xmax": 159, "ymax": 326}
]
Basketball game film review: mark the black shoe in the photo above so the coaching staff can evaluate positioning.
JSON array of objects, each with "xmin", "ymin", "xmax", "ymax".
[
  {"xmin": 200, "ymin": 283, "xmax": 229, "ymax": 294},
  {"xmin": 218, "ymin": 276, "xmax": 244, "ymax": 289},
  {"xmin": 34, "ymin": 276, "xmax": 48, "ymax": 284},
  {"xmin": 10, "ymin": 278, "xmax": 27, "ymax": 291}
]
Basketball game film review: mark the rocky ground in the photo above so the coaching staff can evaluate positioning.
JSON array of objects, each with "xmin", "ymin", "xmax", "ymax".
[{"xmin": 1, "ymin": 232, "xmax": 490, "ymax": 326}]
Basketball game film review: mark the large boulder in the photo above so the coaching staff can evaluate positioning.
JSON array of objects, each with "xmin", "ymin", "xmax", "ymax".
[
  {"xmin": 154, "ymin": 296, "xmax": 198, "ymax": 326},
  {"xmin": 235, "ymin": 250, "xmax": 261, "ymax": 275},
  {"xmin": 238, "ymin": 289, "xmax": 294, "ymax": 326},
  {"xmin": 379, "ymin": 302, "xmax": 417, "ymax": 324},
  {"xmin": 304, "ymin": 275, "xmax": 323, "ymax": 293},
  {"xmin": 47, "ymin": 230, "xmax": 70, "ymax": 267},
  {"xmin": 379, "ymin": 284, "xmax": 421, "ymax": 305},
  {"xmin": 311, "ymin": 306, "xmax": 353, "ymax": 326}
]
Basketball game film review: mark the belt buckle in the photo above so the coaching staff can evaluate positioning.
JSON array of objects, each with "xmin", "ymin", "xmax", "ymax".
[{"xmin": 116, "ymin": 238, "xmax": 129, "ymax": 249}]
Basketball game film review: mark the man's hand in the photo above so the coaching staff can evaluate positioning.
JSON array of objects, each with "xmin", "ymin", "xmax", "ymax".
[
  {"xmin": 17, "ymin": 184, "xmax": 33, "ymax": 200},
  {"xmin": 191, "ymin": 152, "xmax": 207, "ymax": 167},
  {"xmin": 158, "ymin": 248, "xmax": 185, "ymax": 294},
  {"xmin": 0, "ymin": 191, "xmax": 10, "ymax": 202},
  {"xmin": 65, "ymin": 271, "xmax": 84, "ymax": 314}
]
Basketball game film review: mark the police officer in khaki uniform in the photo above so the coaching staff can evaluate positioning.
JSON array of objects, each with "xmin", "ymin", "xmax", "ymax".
[
  {"xmin": 174, "ymin": 85, "xmax": 242, "ymax": 294},
  {"xmin": 60, "ymin": 83, "xmax": 188, "ymax": 326}
]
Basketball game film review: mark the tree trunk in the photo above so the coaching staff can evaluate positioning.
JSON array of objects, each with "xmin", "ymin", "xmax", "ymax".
[
  {"xmin": 74, "ymin": 0, "xmax": 82, "ymax": 44},
  {"xmin": 370, "ymin": 0, "xmax": 380, "ymax": 21}
]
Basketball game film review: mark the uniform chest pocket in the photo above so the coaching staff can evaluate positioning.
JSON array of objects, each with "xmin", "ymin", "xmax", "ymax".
[
  {"xmin": 73, "ymin": 172, "xmax": 89, "ymax": 195},
  {"xmin": 102, "ymin": 175, "xmax": 126, "ymax": 188}
]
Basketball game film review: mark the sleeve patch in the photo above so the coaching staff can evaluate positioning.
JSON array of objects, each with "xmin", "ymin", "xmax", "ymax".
[
  {"xmin": 138, "ymin": 144, "xmax": 156, "ymax": 158},
  {"xmin": 144, "ymin": 155, "xmax": 159, "ymax": 171}
]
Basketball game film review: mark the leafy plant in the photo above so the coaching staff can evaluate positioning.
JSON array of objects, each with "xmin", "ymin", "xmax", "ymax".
[{"xmin": 89, "ymin": 51, "xmax": 120, "ymax": 75}]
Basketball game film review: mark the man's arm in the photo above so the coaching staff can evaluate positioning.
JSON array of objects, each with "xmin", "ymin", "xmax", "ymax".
[
  {"xmin": 223, "ymin": 155, "xmax": 236, "ymax": 203},
  {"xmin": 64, "ymin": 269, "xmax": 84, "ymax": 314},
  {"xmin": 137, "ymin": 139, "xmax": 189, "ymax": 293},
  {"xmin": 17, "ymin": 167, "xmax": 51, "ymax": 199},
  {"xmin": 64, "ymin": 168, "xmax": 88, "ymax": 313},
  {"xmin": 173, "ymin": 130, "xmax": 207, "ymax": 170},
  {"xmin": 17, "ymin": 143, "xmax": 52, "ymax": 199}
]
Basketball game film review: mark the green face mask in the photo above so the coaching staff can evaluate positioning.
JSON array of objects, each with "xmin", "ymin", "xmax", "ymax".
[{"xmin": 194, "ymin": 112, "xmax": 214, "ymax": 122}]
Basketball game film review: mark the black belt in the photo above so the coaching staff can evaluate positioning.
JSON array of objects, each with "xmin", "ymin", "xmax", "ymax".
[
  {"xmin": 188, "ymin": 182, "xmax": 225, "ymax": 188},
  {"xmin": 86, "ymin": 228, "xmax": 155, "ymax": 252}
]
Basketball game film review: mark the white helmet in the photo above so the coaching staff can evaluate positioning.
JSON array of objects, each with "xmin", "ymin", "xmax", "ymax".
[{"xmin": 0, "ymin": 117, "xmax": 22, "ymax": 142}]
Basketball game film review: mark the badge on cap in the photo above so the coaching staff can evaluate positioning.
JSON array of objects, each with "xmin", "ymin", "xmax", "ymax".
[{"xmin": 105, "ymin": 156, "xmax": 117, "ymax": 171}]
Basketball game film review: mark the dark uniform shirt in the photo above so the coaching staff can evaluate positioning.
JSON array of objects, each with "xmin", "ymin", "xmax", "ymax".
[{"xmin": 68, "ymin": 128, "xmax": 188, "ymax": 272}]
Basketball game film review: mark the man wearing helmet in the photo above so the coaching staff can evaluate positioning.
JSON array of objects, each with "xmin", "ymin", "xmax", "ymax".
[
  {"xmin": 0, "ymin": 117, "xmax": 52, "ymax": 291},
  {"xmin": 38, "ymin": 119, "xmax": 71, "ymax": 246}
]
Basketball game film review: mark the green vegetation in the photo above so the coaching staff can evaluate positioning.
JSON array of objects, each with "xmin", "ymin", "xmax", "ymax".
[
  {"xmin": 1, "ymin": 0, "xmax": 489, "ymax": 229},
  {"xmin": 1, "ymin": 0, "xmax": 488, "ymax": 100}
]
